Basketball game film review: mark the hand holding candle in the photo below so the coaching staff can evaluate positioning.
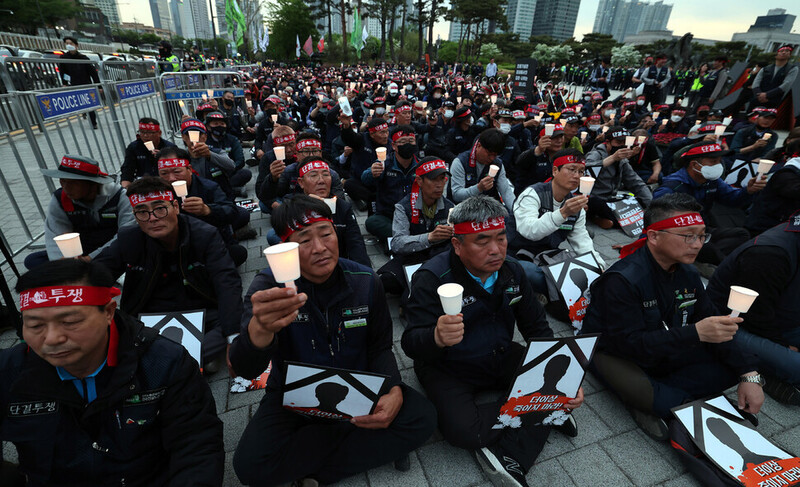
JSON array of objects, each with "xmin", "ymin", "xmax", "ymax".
[
  {"xmin": 274, "ymin": 146, "xmax": 286, "ymax": 160},
  {"xmin": 488, "ymin": 165, "xmax": 500, "ymax": 178},
  {"xmin": 756, "ymin": 159, "xmax": 774, "ymax": 178},
  {"xmin": 264, "ymin": 243, "xmax": 301, "ymax": 290},
  {"xmin": 728, "ymin": 286, "xmax": 759, "ymax": 318},
  {"xmin": 172, "ymin": 180, "xmax": 188, "ymax": 202},
  {"xmin": 54, "ymin": 233, "xmax": 83, "ymax": 258},
  {"xmin": 144, "ymin": 141, "xmax": 155, "ymax": 152},
  {"xmin": 438, "ymin": 283, "xmax": 464, "ymax": 315},
  {"xmin": 579, "ymin": 176, "xmax": 595, "ymax": 195}
]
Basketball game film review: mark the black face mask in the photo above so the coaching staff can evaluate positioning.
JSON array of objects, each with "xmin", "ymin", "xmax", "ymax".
[
  {"xmin": 397, "ymin": 143, "xmax": 417, "ymax": 159},
  {"xmin": 223, "ymin": 99, "xmax": 233, "ymax": 107},
  {"xmin": 210, "ymin": 126, "xmax": 226, "ymax": 138},
  {"xmin": 608, "ymin": 145, "xmax": 623, "ymax": 155}
]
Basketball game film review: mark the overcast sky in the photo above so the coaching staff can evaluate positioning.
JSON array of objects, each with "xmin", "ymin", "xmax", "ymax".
[{"xmin": 117, "ymin": 1, "xmax": 800, "ymax": 43}]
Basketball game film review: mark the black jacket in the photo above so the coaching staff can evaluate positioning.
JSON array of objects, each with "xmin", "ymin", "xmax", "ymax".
[
  {"xmin": 94, "ymin": 215, "xmax": 243, "ymax": 337},
  {"xmin": 58, "ymin": 52, "xmax": 99, "ymax": 86},
  {"xmin": 121, "ymin": 138, "xmax": 177, "ymax": 183},
  {"xmin": 185, "ymin": 174, "xmax": 239, "ymax": 244},
  {"xmin": 0, "ymin": 311, "xmax": 224, "ymax": 486}
]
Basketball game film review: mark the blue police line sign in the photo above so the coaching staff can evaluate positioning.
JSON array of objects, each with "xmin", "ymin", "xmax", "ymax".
[
  {"xmin": 164, "ymin": 88, "xmax": 245, "ymax": 100},
  {"xmin": 36, "ymin": 88, "xmax": 102, "ymax": 120},
  {"xmin": 116, "ymin": 80, "xmax": 156, "ymax": 101}
]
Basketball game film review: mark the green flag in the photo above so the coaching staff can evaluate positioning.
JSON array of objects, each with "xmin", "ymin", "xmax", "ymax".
[
  {"xmin": 225, "ymin": 0, "xmax": 247, "ymax": 47},
  {"xmin": 350, "ymin": 9, "xmax": 362, "ymax": 58}
]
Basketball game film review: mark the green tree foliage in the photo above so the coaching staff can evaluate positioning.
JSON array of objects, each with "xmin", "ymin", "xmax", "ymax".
[
  {"xmin": 0, "ymin": 0, "xmax": 81, "ymax": 35},
  {"xmin": 532, "ymin": 44, "xmax": 574, "ymax": 64},
  {"xmin": 267, "ymin": 0, "xmax": 316, "ymax": 61},
  {"xmin": 576, "ymin": 33, "xmax": 620, "ymax": 59},
  {"xmin": 611, "ymin": 45, "xmax": 641, "ymax": 66}
]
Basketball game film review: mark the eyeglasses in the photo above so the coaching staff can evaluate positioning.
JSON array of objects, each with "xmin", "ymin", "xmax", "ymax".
[
  {"xmin": 657, "ymin": 230, "xmax": 711, "ymax": 244},
  {"xmin": 133, "ymin": 205, "xmax": 169, "ymax": 222},
  {"xmin": 561, "ymin": 166, "xmax": 585, "ymax": 176}
]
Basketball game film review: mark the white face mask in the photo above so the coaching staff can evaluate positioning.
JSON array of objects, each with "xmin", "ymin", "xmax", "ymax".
[
  {"xmin": 604, "ymin": 110, "xmax": 615, "ymax": 118},
  {"xmin": 65, "ymin": 44, "xmax": 77, "ymax": 52},
  {"xmin": 389, "ymin": 88, "xmax": 398, "ymax": 95},
  {"xmin": 406, "ymin": 85, "xmax": 413, "ymax": 91},
  {"xmin": 671, "ymin": 115, "xmax": 683, "ymax": 123},
  {"xmin": 637, "ymin": 99, "xmax": 645, "ymax": 106},
  {"xmin": 434, "ymin": 93, "xmax": 442, "ymax": 99},
  {"xmin": 588, "ymin": 124, "xmax": 601, "ymax": 132},
  {"xmin": 418, "ymin": 84, "xmax": 425, "ymax": 90},
  {"xmin": 375, "ymin": 107, "xmax": 386, "ymax": 115},
  {"xmin": 499, "ymin": 123, "xmax": 511, "ymax": 134},
  {"xmin": 444, "ymin": 109, "xmax": 454, "ymax": 118},
  {"xmin": 695, "ymin": 162, "xmax": 724, "ymax": 180}
]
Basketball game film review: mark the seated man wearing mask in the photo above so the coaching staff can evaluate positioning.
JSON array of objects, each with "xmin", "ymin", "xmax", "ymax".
[
  {"xmin": 1, "ymin": 259, "xmax": 223, "ymax": 486},
  {"xmin": 156, "ymin": 147, "xmax": 248, "ymax": 266},
  {"xmin": 402, "ymin": 195, "xmax": 584, "ymax": 487},
  {"xmin": 94, "ymin": 177, "xmax": 243, "ymax": 373},
  {"xmin": 514, "ymin": 124, "xmax": 565, "ymax": 195},
  {"xmin": 180, "ymin": 119, "xmax": 236, "ymax": 200},
  {"xmin": 379, "ymin": 157, "xmax": 455, "ymax": 296},
  {"xmin": 121, "ymin": 117, "xmax": 176, "ymax": 187},
  {"xmin": 25, "ymin": 155, "xmax": 135, "ymax": 269},
  {"xmin": 654, "ymin": 141, "xmax": 766, "ymax": 265},
  {"xmin": 362, "ymin": 125, "xmax": 420, "ymax": 240},
  {"xmin": 204, "ymin": 111, "xmax": 252, "ymax": 195},
  {"xmin": 582, "ymin": 193, "xmax": 764, "ymax": 441},
  {"xmin": 230, "ymin": 196, "xmax": 437, "ymax": 486},
  {"xmin": 340, "ymin": 116, "xmax": 391, "ymax": 211}
]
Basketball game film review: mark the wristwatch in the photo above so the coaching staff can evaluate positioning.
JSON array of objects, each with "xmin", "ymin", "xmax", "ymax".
[{"xmin": 740, "ymin": 374, "xmax": 765, "ymax": 387}]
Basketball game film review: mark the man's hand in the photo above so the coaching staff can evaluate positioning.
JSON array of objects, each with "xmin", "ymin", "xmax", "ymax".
[
  {"xmin": 647, "ymin": 171, "xmax": 660, "ymax": 184},
  {"xmin": 343, "ymin": 146, "xmax": 353, "ymax": 157},
  {"xmin": 560, "ymin": 194, "xmax": 588, "ymax": 218},
  {"xmin": 565, "ymin": 387, "xmax": 584, "ymax": 409},
  {"xmin": 428, "ymin": 224, "xmax": 455, "ymax": 243},
  {"xmin": 270, "ymin": 159, "xmax": 286, "ymax": 181},
  {"xmin": 613, "ymin": 147, "xmax": 635, "ymax": 162},
  {"xmin": 434, "ymin": 314, "xmax": 465, "ymax": 347},
  {"xmin": 757, "ymin": 93, "xmax": 768, "ymax": 103},
  {"xmin": 737, "ymin": 372, "xmax": 765, "ymax": 414},
  {"xmin": 538, "ymin": 135, "xmax": 552, "ymax": 151},
  {"xmin": 248, "ymin": 287, "xmax": 308, "ymax": 348},
  {"xmin": 747, "ymin": 174, "xmax": 767, "ymax": 194},
  {"xmin": 753, "ymin": 138, "xmax": 768, "ymax": 150},
  {"xmin": 477, "ymin": 175, "xmax": 494, "ymax": 192},
  {"xmin": 371, "ymin": 161, "xmax": 384, "ymax": 178},
  {"xmin": 351, "ymin": 385, "xmax": 403, "ymax": 429},
  {"xmin": 256, "ymin": 149, "xmax": 264, "ymax": 159},
  {"xmin": 181, "ymin": 196, "xmax": 210, "ymax": 216},
  {"xmin": 695, "ymin": 316, "xmax": 742, "ymax": 343},
  {"xmin": 190, "ymin": 141, "xmax": 211, "ymax": 158}
]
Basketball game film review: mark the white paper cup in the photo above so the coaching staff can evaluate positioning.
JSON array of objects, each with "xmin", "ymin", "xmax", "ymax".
[
  {"xmin": 636, "ymin": 136, "xmax": 645, "ymax": 145},
  {"xmin": 264, "ymin": 242, "xmax": 301, "ymax": 289},
  {"xmin": 625, "ymin": 135, "xmax": 635, "ymax": 148},
  {"xmin": 652, "ymin": 112, "xmax": 659, "ymax": 120},
  {"xmin": 246, "ymin": 100, "xmax": 252, "ymax": 108},
  {"xmin": 188, "ymin": 131, "xmax": 200, "ymax": 143},
  {"xmin": 206, "ymin": 89, "xmax": 214, "ymax": 98},
  {"xmin": 728, "ymin": 286, "xmax": 759, "ymax": 317},
  {"xmin": 488, "ymin": 165, "xmax": 500, "ymax": 177},
  {"xmin": 490, "ymin": 94, "xmax": 497, "ymax": 104},
  {"xmin": 714, "ymin": 125, "xmax": 726, "ymax": 136},
  {"xmin": 271, "ymin": 114, "xmax": 278, "ymax": 123},
  {"xmin": 171, "ymin": 180, "xmax": 188, "ymax": 198},
  {"xmin": 602, "ymin": 126, "xmax": 609, "ymax": 133},
  {"xmin": 456, "ymin": 96, "xmax": 462, "ymax": 103},
  {"xmin": 144, "ymin": 141, "xmax": 155, "ymax": 151},
  {"xmin": 534, "ymin": 114, "xmax": 542, "ymax": 122},
  {"xmin": 624, "ymin": 111, "xmax": 630, "ymax": 118},
  {"xmin": 580, "ymin": 132, "xmax": 588, "ymax": 141},
  {"xmin": 763, "ymin": 133, "xmax": 772, "ymax": 140},
  {"xmin": 437, "ymin": 283, "xmax": 464, "ymax": 315},
  {"xmin": 579, "ymin": 176, "xmax": 595, "ymax": 195},
  {"xmin": 273, "ymin": 146, "xmax": 286, "ymax": 160},
  {"xmin": 375, "ymin": 147, "xmax": 387, "ymax": 161},
  {"xmin": 54, "ymin": 233, "xmax": 83, "ymax": 258},
  {"xmin": 324, "ymin": 196, "xmax": 337, "ymax": 214},
  {"xmin": 545, "ymin": 123, "xmax": 555, "ymax": 136},
  {"xmin": 757, "ymin": 159, "xmax": 775, "ymax": 177},
  {"xmin": 421, "ymin": 101, "xmax": 427, "ymax": 108},
  {"xmin": 661, "ymin": 118, "xmax": 668, "ymax": 125},
  {"xmin": 448, "ymin": 207, "xmax": 454, "ymax": 225},
  {"xmin": 609, "ymin": 113, "xmax": 616, "ymax": 120},
  {"xmin": 723, "ymin": 116, "xmax": 733, "ymax": 126},
  {"xmin": 201, "ymin": 93, "xmax": 207, "ymax": 101}
]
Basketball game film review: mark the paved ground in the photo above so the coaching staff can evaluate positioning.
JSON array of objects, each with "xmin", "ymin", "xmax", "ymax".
[{"xmin": 1, "ymin": 100, "xmax": 799, "ymax": 487}]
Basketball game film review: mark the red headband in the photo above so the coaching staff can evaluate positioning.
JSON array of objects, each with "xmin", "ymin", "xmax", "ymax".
[
  {"xmin": 296, "ymin": 139, "xmax": 322, "ymax": 151},
  {"xmin": 273, "ymin": 133, "xmax": 296, "ymax": 145},
  {"xmin": 619, "ymin": 213, "xmax": 705, "ymax": 258},
  {"xmin": 778, "ymin": 46, "xmax": 793, "ymax": 53},
  {"xmin": 391, "ymin": 131, "xmax": 415, "ymax": 142},
  {"xmin": 454, "ymin": 109, "xmax": 472, "ymax": 119},
  {"xmin": 128, "ymin": 190, "xmax": 174, "ymax": 207},
  {"xmin": 453, "ymin": 217, "xmax": 506, "ymax": 235},
  {"xmin": 369, "ymin": 123, "xmax": 389, "ymax": 133},
  {"xmin": 157, "ymin": 158, "xmax": 190, "ymax": 170},
  {"xmin": 758, "ymin": 108, "xmax": 778, "ymax": 115},
  {"xmin": 278, "ymin": 210, "xmax": 333, "ymax": 241},
  {"xmin": 416, "ymin": 159, "xmax": 447, "ymax": 177},
  {"xmin": 299, "ymin": 160, "xmax": 329, "ymax": 177},
  {"xmin": 60, "ymin": 156, "xmax": 108, "ymax": 177},
  {"xmin": 553, "ymin": 154, "xmax": 585, "ymax": 168},
  {"xmin": 396, "ymin": 105, "xmax": 412, "ymax": 113},
  {"xmin": 20, "ymin": 285, "xmax": 121, "ymax": 311},
  {"xmin": 683, "ymin": 143, "xmax": 723, "ymax": 158},
  {"xmin": 139, "ymin": 123, "xmax": 159, "ymax": 131}
]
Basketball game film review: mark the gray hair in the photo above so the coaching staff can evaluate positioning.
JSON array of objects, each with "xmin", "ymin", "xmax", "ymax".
[{"xmin": 450, "ymin": 195, "xmax": 508, "ymax": 239}]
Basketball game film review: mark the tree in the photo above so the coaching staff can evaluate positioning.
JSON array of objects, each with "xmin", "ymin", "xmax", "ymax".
[
  {"xmin": 479, "ymin": 43, "xmax": 500, "ymax": 60},
  {"xmin": 611, "ymin": 45, "xmax": 641, "ymax": 67},
  {"xmin": 0, "ymin": 0, "xmax": 80, "ymax": 36},
  {"xmin": 578, "ymin": 33, "xmax": 620, "ymax": 59},
  {"xmin": 267, "ymin": 0, "xmax": 316, "ymax": 61},
  {"xmin": 531, "ymin": 44, "xmax": 573, "ymax": 64},
  {"xmin": 365, "ymin": 0, "xmax": 399, "ymax": 62}
]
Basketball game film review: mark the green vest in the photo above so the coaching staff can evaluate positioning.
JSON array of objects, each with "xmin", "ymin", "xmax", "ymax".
[
  {"xmin": 690, "ymin": 78, "xmax": 704, "ymax": 92},
  {"xmin": 166, "ymin": 54, "xmax": 180, "ymax": 72}
]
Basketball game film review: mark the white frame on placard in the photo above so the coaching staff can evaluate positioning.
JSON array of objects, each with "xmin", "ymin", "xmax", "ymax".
[
  {"xmin": 139, "ymin": 309, "xmax": 205, "ymax": 368},
  {"xmin": 541, "ymin": 252, "xmax": 603, "ymax": 333}
]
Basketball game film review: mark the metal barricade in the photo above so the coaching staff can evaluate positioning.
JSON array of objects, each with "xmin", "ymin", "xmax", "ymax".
[{"xmin": 158, "ymin": 70, "xmax": 245, "ymax": 137}]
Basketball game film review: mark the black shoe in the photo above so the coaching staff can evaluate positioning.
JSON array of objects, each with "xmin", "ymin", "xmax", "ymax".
[
  {"xmin": 763, "ymin": 373, "xmax": 800, "ymax": 406},
  {"xmin": 475, "ymin": 445, "xmax": 529, "ymax": 487},
  {"xmin": 245, "ymin": 158, "xmax": 259, "ymax": 167},
  {"xmin": 92, "ymin": 124, "xmax": 98, "ymax": 130},
  {"xmin": 555, "ymin": 414, "xmax": 578, "ymax": 437},
  {"xmin": 234, "ymin": 225, "xmax": 258, "ymax": 241},
  {"xmin": 353, "ymin": 199, "xmax": 368, "ymax": 212},
  {"xmin": 629, "ymin": 408, "xmax": 669, "ymax": 442}
]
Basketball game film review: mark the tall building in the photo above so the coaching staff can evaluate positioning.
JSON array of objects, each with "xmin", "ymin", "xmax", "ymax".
[
  {"xmin": 149, "ymin": 0, "xmax": 174, "ymax": 33},
  {"xmin": 94, "ymin": 0, "xmax": 121, "ymax": 25},
  {"xmin": 215, "ymin": 0, "xmax": 229, "ymax": 40},
  {"xmin": 506, "ymin": 0, "xmax": 536, "ymax": 38},
  {"xmin": 172, "ymin": 0, "xmax": 210, "ymax": 39},
  {"xmin": 530, "ymin": 0, "xmax": 580, "ymax": 42},
  {"xmin": 593, "ymin": 0, "xmax": 672, "ymax": 42},
  {"xmin": 448, "ymin": 19, "xmax": 493, "ymax": 42},
  {"xmin": 732, "ymin": 9, "xmax": 800, "ymax": 52}
]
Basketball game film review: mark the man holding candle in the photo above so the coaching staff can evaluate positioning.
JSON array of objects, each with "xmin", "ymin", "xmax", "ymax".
[
  {"xmin": 203, "ymin": 111, "xmax": 252, "ymax": 195},
  {"xmin": 121, "ymin": 118, "xmax": 176, "ymax": 188},
  {"xmin": 339, "ymin": 116, "xmax": 392, "ymax": 212},
  {"xmin": 582, "ymin": 193, "xmax": 764, "ymax": 441},
  {"xmin": 1, "ymin": 259, "xmax": 224, "ymax": 485},
  {"xmin": 179, "ymin": 119, "xmax": 236, "ymax": 201},
  {"xmin": 94, "ymin": 177, "xmax": 243, "ymax": 373},
  {"xmin": 156, "ymin": 147, "xmax": 248, "ymax": 266},
  {"xmin": 402, "ymin": 195, "xmax": 584, "ymax": 487},
  {"xmin": 26, "ymin": 155, "xmax": 136, "ymax": 270},
  {"xmin": 451, "ymin": 129, "xmax": 516, "ymax": 213},
  {"xmin": 230, "ymin": 196, "xmax": 437, "ymax": 486},
  {"xmin": 513, "ymin": 124, "xmax": 564, "ymax": 196},
  {"xmin": 730, "ymin": 107, "xmax": 778, "ymax": 163},
  {"xmin": 746, "ymin": 142, "xmax": 800, "ymax": 235}
]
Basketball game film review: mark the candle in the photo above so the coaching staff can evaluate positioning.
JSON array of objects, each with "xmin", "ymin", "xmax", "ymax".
[
  {"xmin": 171, "ymin": 180, "xmax": 188, "ymax": 201},
  {"xmin": 727, "ymin": 285, "xmax": 759, "ymax": 317},
  {"xmin": 437, "ymin": 283, "xmax": 464, "ymax": 315},
  {"xmin": 324, "ymin": 196, "xmax": 337, "ymax": 214},
  {"xmin": 695, "ymin": 120, "xmax": 701, "ymax": 126},
  {"xmin": 534, "ymin": 114, "xmax": 542, "ymax": 122},
  {"xmin": 661, "ymin": 118, "xmax": 668, "ymax": 125},
  {"xmin": 625, "ymin": 135, "xmax": 635, "ymax": 148},
  {"xmin": 273, "ymin": 146, "xmax": 286, "ymax": 160},
  {"xmin": 579, "ymin": 176, "xmax": 595, "ymax": 195},
  {"xmin": 421, "ymin": 101, "xmax": 428, "ymax": 108},
  {"xmin": 580, "ymin": 132, "xmax": 588, "ymax": 141},
  {"xmin": 201, "ymin": 93, "xmax": 207, "ymax": 101},
  {"xmin": 271, "ymin": 114, "xmax": 278, "ymax": 123},
  {"xmin": 375, "ymin": 147, "xmax": 387, "ymax": 162},
  {"xmin": 456, "ymin": 96, "xmax": 462, "ymax": 103},
  {"xmin": 723, "ymin": 116, "xmax": 732, "ymax": 126},
  {"xmin": 448, "ymin": 207, "xmax": 454, "ymax": 225},
  {"xmin": 317, "ymin": 94, "xmax": 324, "ymax": 101},
  {"xmin": 756, "ymin": 159, "xmax": 775, "ymax": 178},
  {"xmin": 763, "ymin": 133, "xmax": 772, "ymax": 140},
  {"xmin": 609, "ymin": 112, "xmax": 616, "ymax": 120},
  {"xmin": 188, "ymin": 131, "xmax": 200, "ymax": 143},
  {"xmin": 545, "ymin": 123, "xmax": 555, "ymax": 136},
  {"xmin": 54, "ymin": 232, "xmax": 83, "ymax": 258},
  {"xmin": 488, "ymin": 165, "xmax": 499, "ymax": 177},
  {"xmin": 207, "ymin": 89, "xmax": 214, "ymax": 99},
  {"xmin": 144, "ymin": 141, "xmax": 155, "ymax": 152},
  {"xmin": 624, "ymin": 111, "xmax": 630, "ymax": 118},
  {"xmin": 652, "ymin": 112, "xmax": 659, "ymax": 120},
  {"xmin": 602, "ymin": 126, "xmax": 609, "ymax": 133},
  {"xmin": 246, "ymin": 100, "xmax": 252, "ymax": 108},
  {"xmin": 490, "ymin": 94, "xmax": 497, "ymax": 104},
  {"xmin": 263, "ymin": 242, "xmax": 301, "ymax": 290},
  {"xmin": 178, "ymin": 100, "xmax": 188, "ymax": 116}
]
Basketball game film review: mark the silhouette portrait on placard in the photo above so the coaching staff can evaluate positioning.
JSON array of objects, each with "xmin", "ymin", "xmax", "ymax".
[
  {"xmin": 161, "ymin": 326, "xmax": 184, "ymax": 344},
  {"xmin": 569, "ymin": 268, "xmax": 589, "ymax": 295},
  {"xmin": 314, "ymin": 382, "xmax": 350, "ymax": 417},
  {"xmin": 735, "ymin": 167, "xmax": 749, "ymax": 187},
  {"xmin": 533, "ymin": 354, "xmax": 570, "ymax": 396},
  {"xmin": 706, "ymin": 417, "xmax": 776, "ymax": 471}
]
